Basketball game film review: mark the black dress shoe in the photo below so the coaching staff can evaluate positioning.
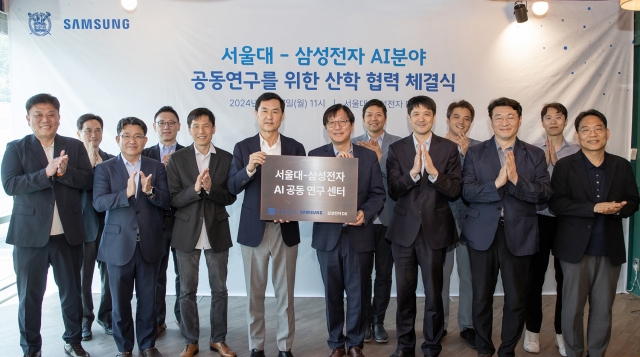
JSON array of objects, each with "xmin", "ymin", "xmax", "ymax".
[
  {"xmin": 82, "ymin": 326, "xmax": 92, "ymax": 341},
  {"xmin": 64, "ymin": 343, "xmax": 90, "ymax": 357},
  {"xmin": 460, "ymin": 328, "xmax": 477, "ymax": 349},
  {"xmin": 279, "ymin": 351, "xmax": 294, "ymax": 357},
  {"xmin": 251, "ymin": 349, "xmax": 265, "ymax": 357},
  {"xmin": 140, "ymin": 347, "xmax": 163, "ymax": 357},
  {"xmin": 115, "ymin": 353, "xmax": 133, "ymax": 357},
  {"xmin": 372, "ymin": 323, "xmax": 388, "ymax": 343},
  {"xmin": 157, "ymin": 323, "xmax": 167, "ymax": 333},
  {"xmin": 364, "ymin": 323, "xmax": 372, "ymax": 342},
  {"xmin": 442, "ymin": 329, "xmax": 448, "ymax": 337},
  {"xmin": 390, "ymin": 350, "xmax": 415, "ymax": 357},
  {"xmin": 97, "ymin": 319, "xmax": 113, "ymax": 335},
  {"xmin": 23, "ymin": 351, "xmax": 41, "ymax": 357}
]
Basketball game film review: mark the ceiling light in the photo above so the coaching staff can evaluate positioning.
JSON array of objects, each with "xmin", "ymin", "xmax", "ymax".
[
  {"xmin": 514, "ymin": 1, "xmax": 529, "ymax": 23},
  {"xmin": 121, "ymin": 0, "xmax": 137, "ymax": 12},
  {"xmin": 621, "ymin": 0, "xmax": 640, "ymax": 11},
  {"xmin": 532, "ymin": 1, "xmax": 549, "ymax": 16}
]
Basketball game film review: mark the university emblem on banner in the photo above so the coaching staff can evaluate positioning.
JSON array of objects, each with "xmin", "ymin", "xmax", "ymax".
[{"xmin": 28, "ymin": 12, "xmax": 52, "ymax": 36}]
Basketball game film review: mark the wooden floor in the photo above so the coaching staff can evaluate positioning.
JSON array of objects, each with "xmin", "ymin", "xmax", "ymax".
[{"xmin": 1, "ymin": 294, "xmax": 639, "ymax": 357}]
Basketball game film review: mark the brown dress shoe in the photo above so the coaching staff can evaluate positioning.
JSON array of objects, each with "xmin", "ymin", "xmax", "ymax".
[
  {"xmin": 329, "ymin": 348, "xmax": 346, "ymax": 357},
  {"xmin": 210, "ymin": 341, "xmax": 237, "ymax": 357},
  {"xmin": 179, "ymin": 344, "xmax": 199, "ymax": 357},
  {"xmin": 348, "ymin": 346, "xmax": 365, "ymax": 357}
]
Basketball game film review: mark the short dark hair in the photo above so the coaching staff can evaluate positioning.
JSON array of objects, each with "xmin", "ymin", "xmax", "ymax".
[
  {"xmin": 407, "ymin": 95, "xmax": 436, "ymax": 115},
  {"xmin": 255, "ymin": 92, "xmax": 285, "ymax": 113},
  {"xmin": 25, "ymin": 93, "xmax": 60, "ymax": 113},
  {"xmin": 154, "ymin": 106, "xmax": 180, "ymax": 122},
  {"xmin": 323, "ymin": 104, "xmax": 355, "ymax": 126},
  {"xmin": 446, "ymin": 100, "xmax": 475, "ymax": 121},
  {"xmin": 187, "ymin": 108, "xmax": 216, "ymax": 127},
  {"xmin": 116, "ymin": 117, "xmax": 147, "ymax": 136},
  {"xmin": 488, "ymin": 97, "xmax": 522, "ymax": 117},
  {"xmin": 362, "ymin": 99, "xmax": 387, "ymax": 118},
  {"xmin": 77, "ymin": 114, "xmax": 104, "ymax": 131},
  {"xmin": 541, "ymin": 102, "xmax": 568, "ymax": 120},
  {"xmin": 574, "ymin": 109, "xmax": 607, "ymax": 132}
]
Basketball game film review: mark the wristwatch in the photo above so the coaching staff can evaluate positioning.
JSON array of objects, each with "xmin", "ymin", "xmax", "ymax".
[{"xmin": 145, "ymin": 187, "xmax": 155, "ymax": 197}]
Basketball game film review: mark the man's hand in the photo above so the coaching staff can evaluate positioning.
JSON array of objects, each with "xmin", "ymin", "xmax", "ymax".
[
  {"xmin": 162, "ymin": 150, "xmax": 174, "ymax": 168},
  {"xmin": 336, "ymin": 151, "xmax": 354, "ymax": 159},
  {"xmin": 95, "ymin": 151, "xmax": 103, "ymax": 165},
  {"xmin": 347, "ymin": 210, "xmax": 365, "ymax": 226},
  {"xmin": 594, "ymin": 201, "xmax": 627, "ymax": 215},
  {"xmin": 495, "ymin": 164, "xmax": 508, "ymax": 189},
  {"xmin": 410, "ymin": 142, "xmax": 423, "ymax": 178},
  {"xmin": 140, "ymin": 171, "xmax": 153, "ymax": 195},
  {"xmin": 201, "ymin": 168, "xmax": 212, "ymax": 192},
  {"xmin": 358, "ymin": 139, "xmax": 383, "ymax": 162},
  {"xmin": 505, "ymin": 151, "xmax": 518, "ymax": 185},
  {"xmin": 45, "ymin": 158, "xmax": 59, "ymax": 178},
  {"xmin": 548, "ymin": 139, "xmax": 558, "ymax": 166},
  {"xmin": 545, "ymin": 140, "xmax": 551, "ymax": 166},
  {"xmin": 455, "ymin": 133, "xmax": 471, "ymax": 157},
  {"xmin": 56, "ymin": 150, "xmax": 68, "ymax": 176},
  {"xmin": 247, "ymin": 151, "xmax": 267, "ymax": 172},
  {"xmin": 422, "ymin": 144, "xmax": 438, "ymax": 178},
  {"xmin": 126, "ymin": 170, "xmax": 137, "ymax": 198},
  {"xmin": 274, "ymin": 219, "xmax": 291, "ymax": 223}
]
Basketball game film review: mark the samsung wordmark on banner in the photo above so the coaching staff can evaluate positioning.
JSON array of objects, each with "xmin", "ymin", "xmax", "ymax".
[{"xmin": 63, "ymin": 18, "xmax": 130, "ymax": 30}]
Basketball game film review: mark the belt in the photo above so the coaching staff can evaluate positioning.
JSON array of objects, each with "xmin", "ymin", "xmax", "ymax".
[
  {"xmin": 49, "ymin": 234, "xmax": 65, "ymax": 241},
  {"xmin": 498, "ymin": 217, "xmax": 505, "ymax": 225}
]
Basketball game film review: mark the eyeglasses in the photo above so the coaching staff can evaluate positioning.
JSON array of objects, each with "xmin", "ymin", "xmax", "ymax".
[
  {"xmin": 82, "ymin": 129, "xmax": 102, "ymax": 135},
  {"xmin": 579, "ymin": 126, "xmax": 605, "ymax": 135},
  {"xmin": 492, "ymin": 114, "xmax": 518, "ymax": 123},
  {"xmin": 156, "ymin": 121, "xmax": 178, "ymax": 128},
  {"xmin": 119, "ymin": 134, "xmax": 145, "ymax": 141},
  {"xmin": 327, "ymin": 120, "xmax": 349, "ymax": 129}
]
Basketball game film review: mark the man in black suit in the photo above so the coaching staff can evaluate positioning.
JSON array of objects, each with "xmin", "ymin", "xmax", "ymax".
[
  {"xmin": 142, "ymin": 106, "xmax": 184, "ymax": 332},
  {"xmin": 549, "ymin": 109, "xmax": 640, "ymax": 357},
  {"xmin": 309, "ymin": 104, "xmax": 386, "ymax": 357},
  {"xmin": 93, "ymin": 117, "xmax": 170, "ymax": 357},
  {"xmin": 1, "ymin": 93, "xmax": 93, "ymax": 357},
  {"xmin": 166, "ymin": 108, "xmax": 237, "ymax": 357},
  {"xmin": 462, "ymin": 97, "xmax": 551, "ymax": 357},
  {"xmin": 385, "ymin": 96, "xmax": 462, "ymax": 357},
  {"xmin": 76, "ymin": 114, "xmax": 115, "ymax": 341}
]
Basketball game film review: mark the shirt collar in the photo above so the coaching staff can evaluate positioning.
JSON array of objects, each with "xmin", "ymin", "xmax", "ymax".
[
  {"xmin": 160, "ymin": 142, "xmax": 177, "ymax": 151},
  {"xmin": 366, "ymin": 131, "xmax": 385, "ymax": 144},
  {"xmin": 195, "ymin": 143, "xmax": 216, "ymax": 156},
  {"xmin": 332, "ymin": 143, "xmax": 354, "ymax": 156},
  {"xmin": 412, "ymin": 132, "xmax": 432, "ymax": 149},
  {"xmin": 494, "ymin": 137, "xmax": 514, "ymax": 152},
  {"xmin": 259, "ymin": 133, "xmax": 281, "ymax": 149},
  {"xmin": 123, "ymin": 154, "xmax": 141, "ymax": 166},
  {"xmin": 539, "ymin": 138, "xmax": 570, "ymax": 151}
]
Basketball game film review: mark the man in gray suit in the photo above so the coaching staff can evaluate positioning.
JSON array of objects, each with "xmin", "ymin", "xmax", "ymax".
[
  {"xmin": 352, "ymin": 99, "xmax": 401, "ymax": 343},
  {"xmin": 77, "ymin": 114, "xmax": 115, "ymax": 341},
  {"xmin": 440, "ymin": 101, "xmax": 480, "ymax": 349},
  {"xmin": 166, "ymin": 108, "xmax": 237, "ymax": 357}
]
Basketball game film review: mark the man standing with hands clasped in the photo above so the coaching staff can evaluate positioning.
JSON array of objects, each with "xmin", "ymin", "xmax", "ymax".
[
  {"xmin": 166, "ymin": 108, "xmax": 237, "ymax": 357},
  {"xmin": 93, "ymin": 117, "xmax": 170, "ymax": 357}
]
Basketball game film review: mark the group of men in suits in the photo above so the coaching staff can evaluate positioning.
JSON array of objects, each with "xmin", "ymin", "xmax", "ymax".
[{"xmin": 2, "ymin": 92, "xmax": 638, "ymax": 357}]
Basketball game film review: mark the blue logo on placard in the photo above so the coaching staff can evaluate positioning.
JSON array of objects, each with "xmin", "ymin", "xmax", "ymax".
[
  {"xmin": 268, "ymin": 208, "xmax": 276, "ymax": 215},
  {"xmin": 28, "ymin": 12, "xmax": 52, "ymax": 36}
]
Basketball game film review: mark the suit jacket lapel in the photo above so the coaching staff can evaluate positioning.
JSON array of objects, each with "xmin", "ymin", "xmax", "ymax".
[
  {"xmin": 53, "ymin": 135, "xmax": 67, "ymax": 159},
  {"xmin": 603, "ymin": 153, "xmax": 616, "ymax": 200},
  {"xmin": 28, "ymin": 135, "xmax": 49, "ymax": 168},
  {"xmin": 571, "ymin": 154, "xmax": 593, "ymax": 200},
  {"xmin": 184, "ymin": 145, "xmax": 201, "ymax": 183},
  {"xmin": 514, "ymin": 138, "xmax": 527, "ymax": 171},
  {"xmin": 484, "ymin": 137, "xmax": 502, "ymax": 177}
]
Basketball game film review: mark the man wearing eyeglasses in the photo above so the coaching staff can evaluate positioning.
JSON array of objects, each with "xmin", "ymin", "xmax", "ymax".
[
  {"xmin": 142, "ymin": 106, "xmax": 184, "ymax": 332},
  {"xmin": 309, "ymin": 104, "xmax": 385, "ymax": 357},
  {"xmin": 76, "ymin": 114, "xmax": 115, "ymax": 341},
  {"xmin": 462, "ymin": 97, "xmax": 551, "ymax": 357},
  {"xmin": 93, "ymin": 117, "xmax": 170, "ymax": 357},
  {"xmin": 523, "ymin": 103, "xmax": 579, "ymax": 356},
  {"xmin": 549, "ymin": 109, "xmax": 639, "ymax": 357},
  {"xmin": 386, "ymin": 96, "xmax": 461, "ymax": 357}
]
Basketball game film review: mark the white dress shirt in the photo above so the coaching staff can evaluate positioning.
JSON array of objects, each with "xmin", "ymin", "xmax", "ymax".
[{"xmin": 43, "ymin": 144, "xmax": 64, "ymax": 235}]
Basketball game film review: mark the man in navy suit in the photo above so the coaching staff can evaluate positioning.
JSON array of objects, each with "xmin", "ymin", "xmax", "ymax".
[
  {"xmin": 228, "ymin": 92, "xmax": 305, "ymax": 357},
  {"xmin": 462, "ymin": 97, "xmax": 551, "ymax": 357},
  {"xmin": 2, "ymin": 93, "xmax": 94, "ymax": 357},
  {"xmin": 386, "ymin": 96, "xmax": 462, "ymax": 357},
  {"xmin": 351, "ymin": 99, "xmax": 401, "ymax": 343},
  {"xmin": 309, "ymin": 104, "xmax": 386, "ymax": 357},
  {"xmin": 76, "ymin": 113, "xmax": 115, "ymax": 341},
  {"xmin": 142, "ymin": 106, "xmax": 184, "ymax": 332},
  {"xmin": 549, "ymin": 110, "xmax": 640, "ymax": 357},
  {"xmin": 93, "ymin": 117, "xmax": 170, "ymax": 357}
]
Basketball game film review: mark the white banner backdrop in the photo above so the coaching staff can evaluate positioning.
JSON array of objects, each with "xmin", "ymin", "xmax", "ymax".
[{"xmin": 7, "ymin": 0, "xmax": 633, "ymax": 296}]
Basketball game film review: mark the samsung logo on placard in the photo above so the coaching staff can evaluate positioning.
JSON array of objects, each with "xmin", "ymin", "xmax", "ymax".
[
  {"xmin": 63, "ymin": 18, "xmax": 130, "ymax": 30},
  {"xmin": 300, "ymin": 210, "xmax": 322, "ymax": 215}
]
